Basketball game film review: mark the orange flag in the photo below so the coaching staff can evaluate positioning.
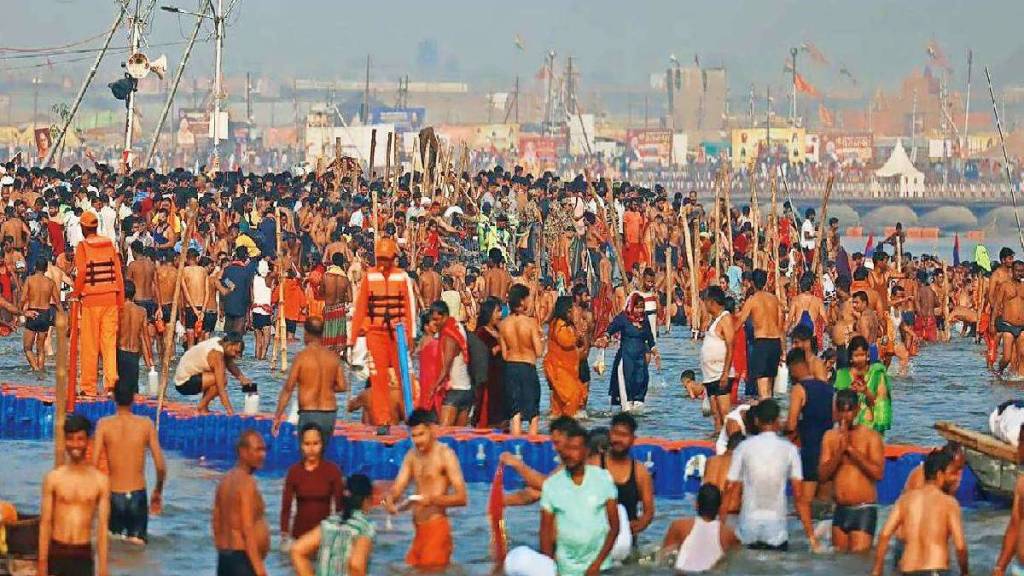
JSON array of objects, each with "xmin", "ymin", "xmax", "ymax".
[
  {"xmin": 818, "ymin": 103, "xmax": 834, "ymax": 128},
  {"xmin": 794, "ymin": 73, "xmax": 820, "ymax": 98}
]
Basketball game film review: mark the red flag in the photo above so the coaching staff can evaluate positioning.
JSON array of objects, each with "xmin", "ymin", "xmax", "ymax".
[
  {"xmin": 489, "ymin": 464, "xmax": 507, "ymax": 566},
  {"xmin": 794, "ymin": 74, "xmax": 820, "ymax": 98},
  {"xmin": 818, "ymin": 103, "xmax": 834, "ymax": 128}
]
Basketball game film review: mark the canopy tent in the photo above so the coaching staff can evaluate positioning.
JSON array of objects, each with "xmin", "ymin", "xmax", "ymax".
[{"xmin": 873, "ymin": 138, "xmax": 925, "ymax": 198}]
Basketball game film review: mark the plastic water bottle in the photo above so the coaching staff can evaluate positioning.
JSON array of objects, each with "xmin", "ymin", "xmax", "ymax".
[
  {"xmin": 475, "ymin": 444, "xmax": 486, "ymax": 468},
  {"xmin": 148, "ymin": 368, "xmax": 159, "ymax": 397},
  {"xmin": 243, "ymin": 384, "xmax": 260, "ymax": 416},
  {"xmin": 286, "ymin": 396, "xmax": 299, "ymax": 425}
]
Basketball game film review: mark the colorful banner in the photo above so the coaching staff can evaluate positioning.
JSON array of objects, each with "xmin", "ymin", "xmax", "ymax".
[
  {"xmin": 517, "ymin": 134, "xmax": 562, "ymax": 163},
  {"xmin": 370, "ymin": 107, "xmax": 426, "ymax": 132},
  {"xmin": 626, "ymin": 129, "xmax": 673, "ymax": 166},
  {"xmin": 730, "ymin": 127, "xmax": 807, "ymax": 168},
  {"xmin": 820, "ymin": 132, "xmax": 874, "ymax": 165}
]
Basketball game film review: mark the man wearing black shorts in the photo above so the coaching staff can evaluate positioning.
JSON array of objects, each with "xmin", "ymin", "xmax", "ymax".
[
  {"xmin": 172, "ymin": 333, "xmax": 251, "ymax": 414},
  {"xmin": 735, "ymin": 269, "xmax": 784, "ymax": 399},
  {"xmin": 498, "ymin": 284, "xmax": 543, "ymax": 436}
]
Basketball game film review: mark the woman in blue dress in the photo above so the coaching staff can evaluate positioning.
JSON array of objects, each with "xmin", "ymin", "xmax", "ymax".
[{"xmin": 600, "ymin": 293, "xmax": 658, "ymax": 410}]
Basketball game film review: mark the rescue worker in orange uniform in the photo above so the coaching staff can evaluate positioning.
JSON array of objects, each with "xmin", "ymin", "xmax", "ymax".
[
  {"xmin": 348, "ymin": 238, "xmax": 416, "ymax": 426},
  {"xmin": 73, "ymin": 211, "xmax": 125, "ymax": 395}
]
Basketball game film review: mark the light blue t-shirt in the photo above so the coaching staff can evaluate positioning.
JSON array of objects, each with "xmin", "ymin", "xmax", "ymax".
[{"xmin": 539, "ymin": 465, "xmax": 617, "ymax": 575}]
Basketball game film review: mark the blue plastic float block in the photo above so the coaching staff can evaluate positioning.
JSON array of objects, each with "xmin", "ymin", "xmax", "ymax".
[
  {"xmin": 630, "ymin": 444, "xmax": 665, "ymax": 492},
  {"xmin": 348, "ymin": 436, "xmax": 399, "ymax": 480},
  {"xmin": 880, "ymin": 454, "xmax": 922, "ymax": 505},
  {"xmin": 0, "ymin": 390, "xmax": 11, "ymax": 437},
  {"xmin": 15, "ymin": 397, "xmax": 43, "ymax": 440},
  {"xmin": 331, "ymin": 434, "xmax": 350, "ymax": 470},
  {"xmin": 275, "ymin": 421, "xmax": 299, "ymax": 469},
  {"xmin": 384, "ymin": 439, "xmax": 412, "ymax": 479},
  {"xmin": 678, "ymin": 447, "xmax": 715, "ymax": 498},
  {"xmin": 956, "ymin": 465, "xmax": 980, "ymax": 505},
  {"xmin": 459, "ymin": 436, "xmax": 498, "ymax": 483},
  {"xmin": 496, "ymin": 439, "xmax": 530, "ymax": 490}
]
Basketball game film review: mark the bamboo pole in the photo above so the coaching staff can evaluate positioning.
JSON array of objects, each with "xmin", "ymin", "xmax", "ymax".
[
  {"xmin": 680, "ymin": 205, "xmax": 701, "ymax": 339},
  {"xmin": 156, "ymin": 202, "xmax": 197, "ymax": 429},
  {"xmin": 664, "ymin": 246, "xmax": 673, "ymax": 334},
  {"xmin": 277, "ymin": 207, "xmax": 288, "ymax": 372},
  {"xmin": 812, "ymin": 174, "xmax": 835, "ymax": 278},
  {"xmin": 368, "ymin": 128, "xmax": 377, "ymax": 184},
  {"xmin": 724, "ymin": 169, "xmax": 734, "ymax": 266},
  {"xmin": 53, "ymin": 310, "xmax": 69, "ymax": 466},
  {"xmin": 384, "ymin": 131, "xmax": 392, "ymax": 193},
  {"xmin": 67, "ymin": 301, "xmax": 79, "ymax": 411},
  {"xmin": 769, "ymin": 178, "xmax": 784, "ymax": 305},
  {"xmin": 713, "ymin": 175, "xmax": 722, "ymax": 276},
  {"xmin": 751, "ymin": 171, "xmax": 760, "ymax": 270}
]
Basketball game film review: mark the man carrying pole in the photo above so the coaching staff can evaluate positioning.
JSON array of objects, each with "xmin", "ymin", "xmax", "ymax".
[{"xmin": 349, "ymin": 238, "xmax": 416, "ymax": 427}]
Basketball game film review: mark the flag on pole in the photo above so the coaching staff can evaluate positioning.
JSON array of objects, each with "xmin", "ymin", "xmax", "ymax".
[
  {"xmin": 794, "ymin": 73, "xmax": 820, "ymax": 98},
  {"xmin": 926, "ymin": 40, "xmax": 952, "ymax": 71},
  {"xmin": 864, "ymin": 234, "xmax": 875, "ymax": 256},
  {"xmin": 800, "ymin": 42, "xmax": 829, "ymax": 66},
  {"xmin": 488, "ymin": 464, "xmax": 508, "ymax": 566},
  {"xmin": 818, "ymin": 102, "xmax": 834, "ymax": 128},
  {"xmin": 953, "ymin": 233, "xmax": 961, "ymax": 266}
]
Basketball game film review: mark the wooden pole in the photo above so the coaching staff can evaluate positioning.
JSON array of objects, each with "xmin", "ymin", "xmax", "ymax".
[
  {"xmin": 368, "ymin": 128, "xmax": 377, "ymax": 184},
  {"xmin": 680, "ymin": 205, "xmax": 701, "ymax": 339},
  {"xmin": 769, "ymin": 178, "xmax": 784, "ymax": 306},
  {"xmin": 664, "ymin": 246, "xmax": 673, "ymax": 334},
  {"xmin": 53, "ymin": 310, "xmax": 69, "ymax": 466},
  {"xmin": 751, "ymin": 171, "xmax": 760, "ymax": 270},
  {"xmin": 277, "ymin": 207, "xmax": 288, "ymax": 373},
  {"xmin": 713, "ymin": 175, "xmax": 722, "ymax": 276},
  {"xmin": 384, "ymin": 131, "xmax": 393, "ymax": 193},
  {"xmin": 67, "ymin": 301, "xmax": 79, "ymax": 411},
  {"xmin": 812, "ymin": 174, "xmax": 835, "ymax": 278},
  {"xmin": 724, "ymin": 169, "xmax": 734, "ymax": 266},
  {"xmin": 156, "ymin": 202, "xmax": 197, "ymax": 429}
]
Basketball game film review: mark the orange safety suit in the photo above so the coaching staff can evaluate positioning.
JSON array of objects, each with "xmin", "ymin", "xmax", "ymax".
[
  {"xmin": 348, "ymin": 265, "xmax": 416, "ymax": 425},
  {"xmin": 73, "ymin": 234, "xmax": 125, "ymax": 395}
]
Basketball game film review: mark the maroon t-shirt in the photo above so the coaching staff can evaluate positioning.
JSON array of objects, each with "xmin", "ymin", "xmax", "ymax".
[{"xmin": 280, "ymin": 460, "xmax": 344, "ymax": 538}]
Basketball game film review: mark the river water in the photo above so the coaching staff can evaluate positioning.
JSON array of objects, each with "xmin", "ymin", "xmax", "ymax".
[{"xmin": 1, "ymin": 234, "xmax": 1022, "ymax": 574}]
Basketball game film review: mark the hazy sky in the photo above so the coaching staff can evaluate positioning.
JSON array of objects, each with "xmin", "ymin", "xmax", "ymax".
[{"xmin": 6, "ymin": 0, "xmax": 1023, "ymax": 94}]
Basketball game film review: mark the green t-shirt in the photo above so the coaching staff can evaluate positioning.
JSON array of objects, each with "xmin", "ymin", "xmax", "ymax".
[
  {"xmin": 539, "ymin": 465, "xmax": 618, "ymax": 575},
  {"xmin": 315, "ymin": 510, "xmax": 376, "ymax": 576}
]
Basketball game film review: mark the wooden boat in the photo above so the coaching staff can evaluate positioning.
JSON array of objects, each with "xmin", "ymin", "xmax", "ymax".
[
  {"xmin": 1, "ymin": 514, "xmax": 39, "ymax": 576},
  {"xmin": 935, "ymin": 421, "xmax": 1020, "ymax": 500}
]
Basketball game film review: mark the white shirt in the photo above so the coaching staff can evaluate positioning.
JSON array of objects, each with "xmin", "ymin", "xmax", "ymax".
[
  {"xmin": 800, "ymin": 219, "xmax": 816, "ymax": 250},
  {"xmin": 348, "ymin": 209, "xmax": 365, "ymax": 228},
  {"xmin": 99, "ymin": 205, "xmax": 118, "ymax": 241},
  {"xmin": 715, "ymin": 404, "xmax": 750, "ymax": 455},
  {"xmin": 726, "ymin": 431, "xmax": 802, "ymax": 546},
  {"xmin": 64, "ymin": 214, "xmax": 84, "ymax": 248}
]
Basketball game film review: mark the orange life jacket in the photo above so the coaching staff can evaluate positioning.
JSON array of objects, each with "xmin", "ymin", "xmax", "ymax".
[
  {"xmin": 73, "ymin": 235, "xmax": 124, "ymax": 304},
  {"xmin": 349, "ymin": 266, "xmax": 415, "ymax": 343}
]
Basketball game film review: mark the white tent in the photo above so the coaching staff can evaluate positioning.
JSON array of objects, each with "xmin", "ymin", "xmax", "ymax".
[{"xmin": 873, "ymin": 138, "xmax": 925, "ymax": 198}]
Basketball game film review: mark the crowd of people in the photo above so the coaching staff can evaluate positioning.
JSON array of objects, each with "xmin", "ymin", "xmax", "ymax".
[{"xmin": 2, "ymin": 149, "xmax": 1024, "ymax": 575}]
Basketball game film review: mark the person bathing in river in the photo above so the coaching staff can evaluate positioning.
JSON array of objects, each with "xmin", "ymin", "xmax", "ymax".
[{"xmin": 598, "ymin": 292, "xmax": 658, "ymax": 411}]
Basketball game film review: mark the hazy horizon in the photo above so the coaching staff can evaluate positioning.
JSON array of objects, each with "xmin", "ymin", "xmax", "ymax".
[{"xmin": 5, "ymin": 0, "xmax": 1024, "ymax": 95}]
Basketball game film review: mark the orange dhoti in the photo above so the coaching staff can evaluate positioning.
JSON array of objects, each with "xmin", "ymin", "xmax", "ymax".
[
  {"xmin": 366, "ymin": 329, "xmax": 400, "ymax": 426},
  {"xmin": 79, "ymin": 304, "xmax": 119, "ymax": 395},
  {"xmin": 406, "ymin": 515, "xmax": 453, "ymax": 569}
]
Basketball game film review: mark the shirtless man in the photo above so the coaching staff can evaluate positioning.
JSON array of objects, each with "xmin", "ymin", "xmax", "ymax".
[
  {"xmin": 92, "ymin": 383, "xmax": 166, "ymax": 545},
  {"xmin": 322, "ymin": 252, "xmax": 351, "ymax": 354},
  {"xmin": 818, "ymin": 389, "xmax": 885, "ymax": 553},
  {"xmin": 21, "ymin": 259, "xmax": 59, "ymax": 372},
  {"xmin": 704, "ymin": 433, "xmax": 743, "ymax": 515},
  {"xmin": 989, "ymin": 247, "xmax": 1017, "ymax": 322},
  {"xmin": 39, "ymin": 414, "xmax": 110, "ymax": 576},
  {"xmin": 272, "ymin": 317, "xmax": 348, "ymax": 445},
  {"xmin": 872, "ymin": 450, "xmax": 967, "ymax": 576},
  {"xmin": 213, "ymin": 430, "xmax": 270, "ymax": 576},
  {"xmin": 417, "ymin": 256, "xmax": 442, "ymax": 308},
  {"xmin": 385, "ymin": 409, "xmax": 468, "ymax": 571},
  {"xmin": 499, "ymin": 284, "xmax": 544, "ymax": 436},
  {"xmin": 0, "ymin": 206, "xmax": 28, "ymax": 250},
  {"xmin": 992, "ymin": 261, "xmax": 1024, "ymax": 375},
  {"xmin": 126, "ymin": 244, "xmax": 158, "ymax": 352},
  {"xmin": 852, "ymin": 291, "xmax": 881, "ymax": 354},
  {"xmin": 483, "ymin": 248, "xmax": 513, "ymax": 302},
  {"xmin": 868, "ymin": 251, "xmax": 897, "ymax": 312},
  {"xmin": 154, "ymin": 253, "xmax": 178, "ymax": 355},
  {"xmin": 734, "ymin": 269, "xmax": 783, "ymax": 398},
  {"xmin": 914, "ymin": 270, "xmax": 939, "ymax": 343},
  {"xmin": 118, "ymin": 282, "xmax": 153, "ymax": 394},
  {"xmin": 201, "ymin": 256, "xmax": 221, "ymax": 337},
  {"xmin": 787, "ymin": 273, "xmax": 826, "ymax": 335},
  {"xmin": 181, "ymin": 249, "xmax": 209, "ymax": 348},
  {"xmin": 994, "ymin": 450, "xmax": 1024, "ymax": 575}
]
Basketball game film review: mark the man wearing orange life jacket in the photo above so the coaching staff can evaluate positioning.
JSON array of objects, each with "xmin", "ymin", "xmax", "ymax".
[
  {"xmin": 73, "ymin": 211, "xmax": 125, "ymax": 396},
  {"xmin": 349, "ymin": 238, "xmax": 416, "ymax": 426}
]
